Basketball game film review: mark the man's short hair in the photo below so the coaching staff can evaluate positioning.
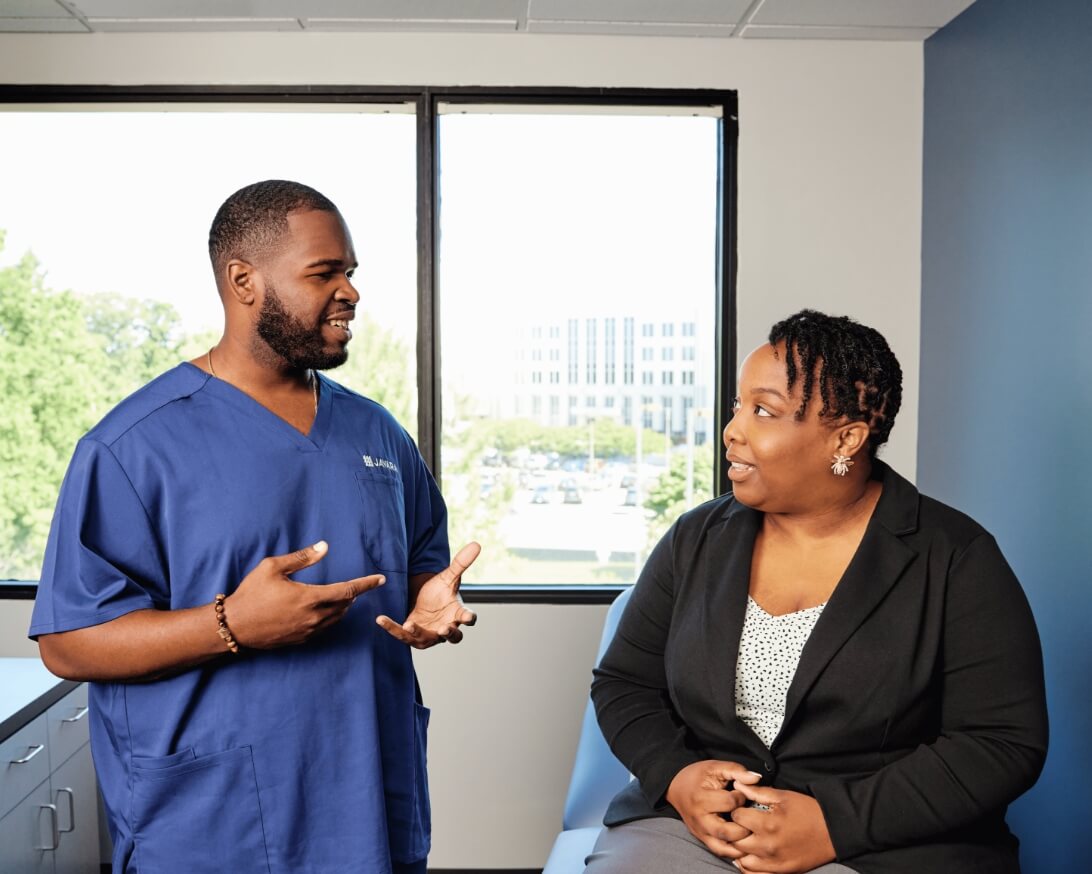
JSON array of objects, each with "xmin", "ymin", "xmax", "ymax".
[{"xmin": 208, "ymin": 179, "xmax": 339, "ymax": 275}]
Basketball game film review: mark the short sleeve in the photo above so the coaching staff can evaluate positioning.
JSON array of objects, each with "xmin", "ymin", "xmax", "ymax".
[
  {"xmin": 30, "ymin": 438, "xmax": 167, "ymax": 638},
  {"xmin": 403, "ymin": 440, "xmax": 450, "ymax": 576}
]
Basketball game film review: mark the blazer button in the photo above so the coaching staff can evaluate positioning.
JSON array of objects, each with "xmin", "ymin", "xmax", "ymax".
[{"xmin": 763, "ymin": 760, "xmax": 773, "ymax": 772}]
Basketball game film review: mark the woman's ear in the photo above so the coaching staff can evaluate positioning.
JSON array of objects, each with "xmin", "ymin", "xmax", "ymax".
[
  {"xmin": 834, "ymin": 420, "xmax": 872, "ymax": 459},
  {"xmin": 225, "ymin": 259, "xmax": 256, "ymax": 306}
]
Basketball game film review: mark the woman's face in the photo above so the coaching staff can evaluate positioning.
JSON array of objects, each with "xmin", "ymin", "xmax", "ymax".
[{"xmin": 722, "ymin": 342, "xmax": 848, "ymax": 513}]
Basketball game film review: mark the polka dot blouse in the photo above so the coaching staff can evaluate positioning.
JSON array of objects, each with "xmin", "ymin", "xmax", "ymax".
[{"xmin": 734, "ymin": 596, "xmax": 826, "ymax": 749}]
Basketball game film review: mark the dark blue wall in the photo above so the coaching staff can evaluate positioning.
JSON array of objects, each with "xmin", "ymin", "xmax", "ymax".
[{"xmin": 921, "ymin": 0, "xmax": 1092, "ymax": 865}]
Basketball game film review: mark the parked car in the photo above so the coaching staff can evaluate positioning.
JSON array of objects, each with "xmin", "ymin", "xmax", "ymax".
[{"xmin": 562, "ymin": 487, "xmax": 583, "ymax": 505}]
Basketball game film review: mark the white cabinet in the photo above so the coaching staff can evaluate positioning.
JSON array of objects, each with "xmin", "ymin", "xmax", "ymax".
[
  {"xmin": 1, "ymin": 667, "xmax": 100, "ymax": 874},
  {"xmin": 0, "ymin": 779, "xmax": 54, "ymax": 874},
  {"xmin": 51, "ymin": 743, "xmax": 100, "ymax": 874}
]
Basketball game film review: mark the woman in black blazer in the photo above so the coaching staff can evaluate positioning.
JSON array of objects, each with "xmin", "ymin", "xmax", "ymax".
[{"xmin": 587, "ymin": 311, "xmax": 1047, "ymax": 874}]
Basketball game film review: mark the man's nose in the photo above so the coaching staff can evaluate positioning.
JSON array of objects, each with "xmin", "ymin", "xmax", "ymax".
[{"xmin": 338, "ymin": 277, "xmax": 360, "ymax": 305}]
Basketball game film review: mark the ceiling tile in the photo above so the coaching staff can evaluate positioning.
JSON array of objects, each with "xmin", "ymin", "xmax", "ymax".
[
  {"xmin": 0, "ymin": 0, "xmax": 70, "ymax": 17},
  {"xmin": 740, "ymin": 24, "xmax": 938, "ymax": 41},
  {"xmin": 528, "ymin": 19, "xmax": 736, "ymax": 37},
  {"xmin": 71, "ymin": 1, "xmax": 523, "ymax": 20},
  {"xmin": 0, "ymin": 17, "xmax": 88, "ymax": 31},
  {"xmin": 751, "ymin": 0, "xmax": 977, "ymax": 29},
  {"xmin": 86, "ymin": 17, "xmax": 304, "ymax": 31},
  {"xmin": 303, "ymin": 17, "xmax": 518, "ymax": 32},
  {"xmin": 529, "ymin": 0, "xmax": 751, "ymax": 25}
]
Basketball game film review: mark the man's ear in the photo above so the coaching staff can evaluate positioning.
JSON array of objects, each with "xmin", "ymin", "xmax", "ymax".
[
  {"xmin": 225, "ymin": 259, "xmax": 257, "ymax": 305},
  {"xmin": 834, "ymin": 420, "xmax": 871, "ymax": 459}
]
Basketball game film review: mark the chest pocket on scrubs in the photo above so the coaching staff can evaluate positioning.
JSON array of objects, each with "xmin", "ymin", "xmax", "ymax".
[{"xmin": 355, "ymin": 468, "xmax": 409, "ymax": 573}]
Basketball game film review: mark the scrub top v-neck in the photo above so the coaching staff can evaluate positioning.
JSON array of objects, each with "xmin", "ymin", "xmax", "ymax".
[
  {"xmin": 194, "ymin": 362, "xmax": 334, "ymax": 452},
  {"xmin": 31, "ymin": 363, "xmax": 450, "ymax": 874}
]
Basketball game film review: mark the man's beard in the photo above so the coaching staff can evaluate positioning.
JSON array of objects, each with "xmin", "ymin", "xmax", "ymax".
[{"xmin": 256, "ymin": 283, "xmax": 348, "ymax": 371}]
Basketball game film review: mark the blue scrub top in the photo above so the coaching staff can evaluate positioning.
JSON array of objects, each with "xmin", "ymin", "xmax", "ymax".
[{"xmin": 31, "ymin": 364, "xmax": 450, "ymax": 874}]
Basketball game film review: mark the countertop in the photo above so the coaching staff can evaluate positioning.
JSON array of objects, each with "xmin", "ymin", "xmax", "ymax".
[{"xmin": 0, "ymin": 657, "xmax": 78, "ymax": 743}]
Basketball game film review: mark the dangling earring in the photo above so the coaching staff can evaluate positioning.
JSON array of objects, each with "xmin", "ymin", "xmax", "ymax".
[{"xmin": 831, "ymin": 454, "xmax": 853, "ymax": 477}]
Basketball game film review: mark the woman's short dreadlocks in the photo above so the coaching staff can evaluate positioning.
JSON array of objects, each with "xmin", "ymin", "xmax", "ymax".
[{"xmin": 768, "ymin": 309, "xmax": 902, "ymax": 458}]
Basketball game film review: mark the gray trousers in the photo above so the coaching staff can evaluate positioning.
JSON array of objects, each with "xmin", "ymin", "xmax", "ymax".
[{"xmin": 584, "ymin": 816, "xmax": 857, "ymax": 873}]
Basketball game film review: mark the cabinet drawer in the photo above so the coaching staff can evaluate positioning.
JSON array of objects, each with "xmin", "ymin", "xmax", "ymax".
[
  {"xmin": 1, "ymin": 713, "xmax": 50, "ymax": 820},
  {"xmin": 48, "ymin": 685, "xmax": 90, "ymax": 770}
]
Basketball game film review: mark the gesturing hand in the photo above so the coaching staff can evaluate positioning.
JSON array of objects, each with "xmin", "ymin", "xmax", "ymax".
[
  {"xmin": 665, "ymin": 760, "xmax": 762, "ymax": 859},
  {"xmin": 729, "ymin": 784, "xmax": 837, "ymax": 874},
  {"xmin": 225, "ymin": 541, "xmax": 384, "ymax": 649},
  {"xmin": 377, "ymin": 542, "xmax": 481, "ymax": 648}
]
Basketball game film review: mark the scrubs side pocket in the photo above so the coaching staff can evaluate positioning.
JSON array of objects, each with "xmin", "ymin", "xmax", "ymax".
[
  {"xmin": 393, "ymin": 701, "xmax": 432, "ymax": 863},
  {"xmin": 131, "ymin": 746, "xmax": 271, "ymax": 874},
  {"xmin": 355, "ymin": 469, "xmax": 409, "ymax": 573}
]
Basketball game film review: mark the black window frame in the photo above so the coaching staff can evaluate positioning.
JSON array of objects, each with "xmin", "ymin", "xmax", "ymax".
[{"xmin": 0, "ymin": 84, "xmax": 737, "ymax": 604}]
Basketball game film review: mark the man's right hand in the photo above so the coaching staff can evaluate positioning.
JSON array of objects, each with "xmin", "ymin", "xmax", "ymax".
[
  {"xmin": 225, "ymin": 540, "xmax": 385, "ymax": 649},
  {"xmin": 37, "ymin": 540, "xmax": 384, "ymax": 683},
  {"xmin": 665, "ymin": 759, "xmax": 762, "ymax": 860}
]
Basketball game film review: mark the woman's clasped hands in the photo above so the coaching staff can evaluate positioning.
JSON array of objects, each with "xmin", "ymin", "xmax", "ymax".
[{"xmin": 666, "ymin": 761, "xmax": 838, "ymax": 874}]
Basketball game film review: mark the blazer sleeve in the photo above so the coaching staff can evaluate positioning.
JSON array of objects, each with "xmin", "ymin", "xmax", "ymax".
[
  {"xmin": 809, "ymin": 533, "xmax": 1048, "ymax": 857},
  {"xmin": 591, "ymin": 521, "xmax": 705, "ymax": 809}
]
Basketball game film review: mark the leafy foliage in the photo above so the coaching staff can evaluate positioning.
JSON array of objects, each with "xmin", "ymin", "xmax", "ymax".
[{"xmin": 0, "ymin": 234, "xmax": 185, "ymax": 578}]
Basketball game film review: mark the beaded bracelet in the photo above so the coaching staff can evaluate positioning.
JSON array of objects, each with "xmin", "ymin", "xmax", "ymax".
[{"xmin": 213, "ymin": 594, "xmax": 240, "ymax": 654}]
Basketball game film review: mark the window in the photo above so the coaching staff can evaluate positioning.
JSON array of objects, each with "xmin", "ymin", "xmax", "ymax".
[
  {"xmin": 585, "ymin": 318, "xmax": 597, "ymax": 384},
  {"xmin": 604, "ymin": 318, "xmax": 616, "ymax": 385},
  {"xmin": 567, "ymin": 319, "xmax": 579, "ymax": 384},
  {"xmin": 662, "ymin": 348, "xmax": 674, "ymax": 362},
  {"xmin": 662, "ymin": 371, "xmax": 674, "ymax": 386},
  {"xmin": 0, "ymin": 102, "xmax": 416, "ymax": 583},
  {"xmin": 623, "ymin": 317, "xmax": 635, "ymax": 386},
  {"xmin": 2, "ymin": 87, "xmax": 736, "ymax": 593}
]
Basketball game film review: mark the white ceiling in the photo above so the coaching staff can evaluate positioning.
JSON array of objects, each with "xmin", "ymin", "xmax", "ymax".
[{"xmin": 0, "ymin": 0, "xmax": 978, "ymax": 40}]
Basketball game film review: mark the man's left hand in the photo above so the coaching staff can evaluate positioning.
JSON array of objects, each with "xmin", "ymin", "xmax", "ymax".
[
  {"xmin": 728, "ymin": 784, "xmax": 837, "ymax": 874},
  {"xmin": 376, "ymin": 542, "xmax": 481, "ymax": 648}
]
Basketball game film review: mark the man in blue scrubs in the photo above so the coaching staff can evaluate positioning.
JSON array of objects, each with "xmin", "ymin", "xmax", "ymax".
[{"xmin": 31, "ymin": 180, "xmax": 479, "ymax": 873}]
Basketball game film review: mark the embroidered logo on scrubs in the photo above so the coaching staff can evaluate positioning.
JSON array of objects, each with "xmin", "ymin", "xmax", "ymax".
[{"xmin": 362, "ymin": 454, "xmax": 399, "ymax": 474}]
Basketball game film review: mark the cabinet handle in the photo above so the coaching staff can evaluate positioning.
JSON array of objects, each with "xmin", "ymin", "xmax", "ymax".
[
  {"xmin": 56, "ymin": 787, "xmax": 76, "ymax": 833},
  {"xmin": 10, "ymin": 743, "xmax": 45, "ymax": 764},
  {"xmin": 37, "ymin": 803, "xmax": 60, "ymax": 851},
  {"xmin": 62, "ymin": 706, "xmax": 90, "ymax": 723}
]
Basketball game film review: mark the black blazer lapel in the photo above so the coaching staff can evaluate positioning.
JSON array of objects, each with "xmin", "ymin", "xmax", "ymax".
[
  {"xmin": 699, "ymin": 504, "xmax": 762, "ymax": 736},
  {"xmin": 779, "ymin": 464, "xmax": 920, "ymax": 738}
]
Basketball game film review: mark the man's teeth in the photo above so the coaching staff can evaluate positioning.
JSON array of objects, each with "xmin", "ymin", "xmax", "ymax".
[{"xmin": 328, "ymin": 319, "xmax": 349, "ymax": 329}]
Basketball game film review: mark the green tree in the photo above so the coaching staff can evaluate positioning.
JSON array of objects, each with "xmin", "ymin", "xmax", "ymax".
[
  {"xmin": 326, "ymin": 312, "xmax": 415, "ymax": 438},
  {"xmin": 643, "ymin": 446, "xmax": 716, "ymax": 549},
  {"xmin": 0, "ymin": 233, "xmax": 186, "ymax": 579}
]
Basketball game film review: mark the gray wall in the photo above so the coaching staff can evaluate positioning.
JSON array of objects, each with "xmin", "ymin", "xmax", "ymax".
[{"xmin": 920, "ymin": 0, "xmax": 1092, "ymax": 865}]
